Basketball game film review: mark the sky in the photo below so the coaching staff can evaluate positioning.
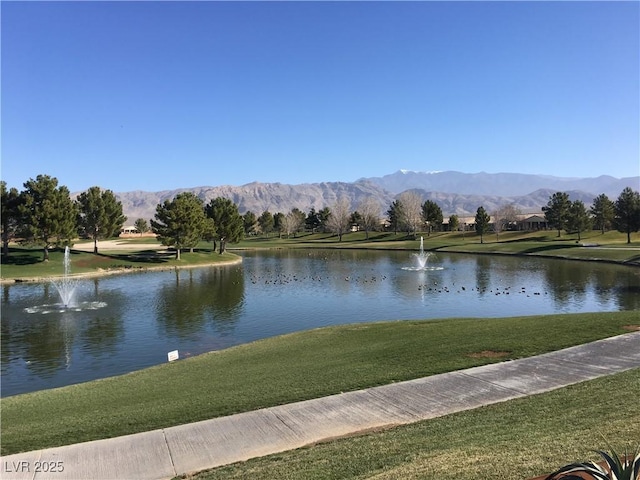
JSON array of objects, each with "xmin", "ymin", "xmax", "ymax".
[{"xmin": 1, "ymin": 1, "xmax": 639, "ymax": 193}]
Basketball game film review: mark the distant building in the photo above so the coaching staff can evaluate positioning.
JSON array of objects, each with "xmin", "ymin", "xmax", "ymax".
[
  {"xmin": 518, "ymin": 215, "xmax": 548, "ymax": 231},
  {"xmin": 120, "ymin": 226, "xmax": 139, "ymax": 235}
]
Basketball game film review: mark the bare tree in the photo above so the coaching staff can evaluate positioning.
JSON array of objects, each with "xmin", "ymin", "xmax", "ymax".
[
  {"xmin": 397, "ymin": 191, "xmax": 423, "ymax": 237},
  {"xmin": 281, "ymin": 210, "xmax": 303, "ymax": 238},
  {"xmin": 357, "ymin": 196, "xmax": 381, "ymax": 240},
  {"xmin": 493, "ymin": 203, "xmax": 521, "ymax": 240},
  {"xmin": 326, "ymin": 197, "xmax": 351, "ymax": 241}
]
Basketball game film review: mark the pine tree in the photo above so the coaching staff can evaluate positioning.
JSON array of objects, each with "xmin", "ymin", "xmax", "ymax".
[
  {"xmin": 20, "ymin": 174, "xmax": 77, "ymax": 261},
  {"xmin": 205, "ymin": 197, "xmax": 244, "ymax": 254},
  {"xmin": 151, "ymin": 192, "xmax": 208, "ymax": 260},
  {"xmin": 542, "ymin": 191, "xmax": 571, "ymax": 237},
  {"xmin": 614, "ymin": 187, "xmax": 640, "ymax": 244},
  {"xmin": 590, "ymin": 193, "xmax": 615, "ymax": 234},
  {"xmin": 77, "ymin": 186, "xmax": 127, "ymax": 254},
  {"xmin": 421, "ymin": 200, "xmax": 443, "ymax": 236},
  {"xmin": 567, "ymin": 200, "xmax": 591, "ymax": 241},
  {"xmin": 475, "ymin": 206, "xmax": 491, "ymax": 244}
]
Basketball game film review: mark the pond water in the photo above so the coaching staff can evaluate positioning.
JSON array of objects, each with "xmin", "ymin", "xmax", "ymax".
[{"xmin": 2, "ymin": 249, "xmax": 639, "ymax": 397}]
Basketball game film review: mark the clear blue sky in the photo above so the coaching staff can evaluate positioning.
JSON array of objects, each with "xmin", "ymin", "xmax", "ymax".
[{"xmin": 2, "ymin": 1, "xmax": 638, "ymax": 193}]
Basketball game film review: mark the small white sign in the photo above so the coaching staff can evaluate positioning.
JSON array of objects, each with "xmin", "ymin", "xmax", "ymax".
[{"xmin": 168, "ymin": 350, "xmax": 179, "ymax": 362}]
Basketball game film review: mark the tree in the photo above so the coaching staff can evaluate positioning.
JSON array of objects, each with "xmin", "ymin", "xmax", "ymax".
[
  {"xmin": 543, "ymin": 191, "xmax": 571, "ymax": 237},
  {"xmin": 205, "ymin": 197, "xmax": 244, "ymax": 253},
  {"xmin": 134, "ymin": 218, "xmax": 149, "ymax": 235},
  {"xmin": 318, "ymin": 207, "xmax": 331, "ymax": 232},
  {"xmin": 151, "ymin": 192, "xmax": 208, "ymax": 260},
  {"xmin": 326, "ymin": 197, "xmax": 351, "ymax": 241},
  {"xmin": 567, "ymin": 200, "xmax": 591, "ymax": 241},
  {"xmin": 493, "ymin": 204, "xmax": 521, "ymax": 241},
  {"xmin": 258, "ymin": 211, "xmax": 274, "ymax": 237},
  {"xmin": 614, "ymin": 187, "xmax": 640, "ymax": 244},
  {"xmin": 306, "ymin": 208, "xmax": 321, "ymax": 233},
  {"xmin": 77, "ymin": 186, "xmax": 127, "ymax": 254},
  {"xmin": 421, "ymin": 200, "xmax": 443, "ymax": 236},
  {"xmin": 475, "ymin": 206, "xmax": 491, "ymax": 244},
  {"xmin": 349, "ymin": 211, "xmax": 362, "ymax": 230},
  {"xmin": 243, "ymin": 211, "xmax": 257, "ymax": 236},
  {"xmin": 590, "ymin": 194, "xmax": 615, "ymax": 234},
  {"xmin": 357, "ymin": 196, "xmax": 381, "ymax": 240},
  {"xmin": 387, "ymin": 200, "xmax": 402, "ymax": 234},
  {"xmin": 273, "ymin": 212, "xmax": 285, "ymax": 238},
  {"xmin": 397, "ymin": 191, "xmax": 423, "ymax": 237},
  {"xmin": 281, "ymin": 210, "xmax": 304, "ymax": 238},
  {"xmin": 289, "ymin": 208, "xmax": 306, "ymax": 237},
  {"xmin": 20, "ymin": 174, "xmax": 78, "ymax": 261},
  {"xmin": 1, "ymin": 181, "xmax": 23, "ymax": 258},
  {"xmin": 448, "ymin": 214, "xmax": 459, "ymax": 233}
]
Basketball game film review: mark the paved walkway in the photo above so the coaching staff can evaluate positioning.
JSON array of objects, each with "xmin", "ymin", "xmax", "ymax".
[{"xmin": 2, "ymin": 332, "xmax": 639, "ymax": 480}]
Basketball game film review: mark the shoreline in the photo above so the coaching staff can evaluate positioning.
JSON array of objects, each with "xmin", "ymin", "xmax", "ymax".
[
  {"xmin": 2, "ymin": 241, "xmax": 638, "ymax": 285},
  {"xmin": 1, "ymin": 256, "xmax": 243, "ymax": 285}
]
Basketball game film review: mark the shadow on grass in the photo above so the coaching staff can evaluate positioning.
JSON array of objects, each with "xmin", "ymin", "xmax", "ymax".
[
  {"xmin": 519, "ymin": 244, "xmax": 577, "ymax": 254},
  {"xmin": 1, "ymin": 248, "xmax": 43, "ymax": 265},
  {"xmin": 94, "ymin": 251, "xmax": 175, "ymax": 264}
]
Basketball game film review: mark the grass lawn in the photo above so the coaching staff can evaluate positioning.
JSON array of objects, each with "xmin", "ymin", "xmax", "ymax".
[
  {"xmin": 236, "ymin": 230, "xmax": 640, "ymax": 264},
  {"xmin": 0, "ymin": 244, "xmax": 239, "ymax": 281},
  {"xmin": 188, "ymin": 368, "xmax": 640, "ymax": 480},
  {"xmin": 1, "ymin": 311, "xmax": 638, "ymax": 456}
]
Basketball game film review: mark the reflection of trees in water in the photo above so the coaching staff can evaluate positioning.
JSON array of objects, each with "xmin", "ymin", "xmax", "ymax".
[
  {"xmin": 20, "ymin": 318, "xmax": 69, "ymax": 375},
  {"xmin": 475, "ymin": 256, "xmax": 491, "ymax": 296},
  {"xmin": 612, "ymin": 273, "xmax": 640, "ymax": 311},
  {"xmin": 155, "ymin": 266, "xmax": 244, "ymax": 338},
  {"xmin": 1, "ymin": 283, "xmax": 125, "ymax": 378},
  {"xmin": 544, "ymin": 262, "xmax": 588, "ymax": 307}
]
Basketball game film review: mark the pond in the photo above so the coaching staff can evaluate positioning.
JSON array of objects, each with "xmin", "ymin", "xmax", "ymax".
[{"xmin": 2, "ymin": 249, "xmax": 639, "ymax": 397}]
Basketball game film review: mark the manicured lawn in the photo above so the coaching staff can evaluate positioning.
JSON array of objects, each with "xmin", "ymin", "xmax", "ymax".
[
  {"xmin": 235, "ymin": 230, "xmax": 640, "ymax": 264},
  {"xmin": 188, "ymin": 368, "xmax": 640, "ymax": 480},
  {"xmin": 1, "ymin": 311, "xmax": 638, "ymax": 456},
  {"xmin": 0, "ymin": 245, "xmax": 239, "ymax": 281}
]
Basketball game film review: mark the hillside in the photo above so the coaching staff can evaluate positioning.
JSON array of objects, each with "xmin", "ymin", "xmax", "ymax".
[{"xmin": 113, "ymin": 171, "xmax": 639, "ymax": 223}]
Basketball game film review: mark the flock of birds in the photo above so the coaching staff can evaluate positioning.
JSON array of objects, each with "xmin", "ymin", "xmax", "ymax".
[
  {"xmin": 247, "ymin": 271, "xmax": 549, "ymax": 297},
  {"xmin": 417, "ymin": 283, "xmax": 548, "ymax": 297},
  {"xmin": 249, "ymin": 272, "xmax": 388, "ymax": 285}
]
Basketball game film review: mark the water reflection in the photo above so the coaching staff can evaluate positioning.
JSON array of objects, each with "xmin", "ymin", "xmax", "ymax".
[{"xmin": 155, "ymin": 267, "xmax": 244, "ymax": 339}]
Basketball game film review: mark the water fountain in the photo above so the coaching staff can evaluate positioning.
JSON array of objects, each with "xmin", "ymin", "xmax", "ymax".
[
  {"xmin": 414, "ymin": 236, "xmax": 430, "ymax": 269},
  {"xmin": 52, "ymin": 246, "xmax": 79, "ymax": 307},
  {"xmin": 402, "ymin": 236, "xmax": 444, "ymax": 271},
  {"xmin": 24, "ymin": 246, "xmax": 106, "ymax": 314}
]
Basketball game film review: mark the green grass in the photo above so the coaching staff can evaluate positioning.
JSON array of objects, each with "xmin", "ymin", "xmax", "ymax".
[
  {"xmin": 0, "ymin": 244, "xmax": 239, "ymax": 281},
  {"xmin": 1, "ymin": 311, "xmax": 638, "ymax": 456},
  {"xmin": 235, "ymin": 230, "xmax": 640, "ymax": 264},
  {"xmin": 188, "ymin": 368, "xmax": 640, "ymax": 480}
]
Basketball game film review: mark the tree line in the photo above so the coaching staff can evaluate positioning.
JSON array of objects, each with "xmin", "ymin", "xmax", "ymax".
[{"xmin": 3, "ymin": 175, "xmax": 640, "ymax": 263}]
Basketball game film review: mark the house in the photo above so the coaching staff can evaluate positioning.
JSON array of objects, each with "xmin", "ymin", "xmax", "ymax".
[
  {"xmin": 518, "ymin": 215, "xmax": 548, "ymax": 231},
  {"xmin": 120, "ymin": 226, "xmax": 139, "ymax": 235}
]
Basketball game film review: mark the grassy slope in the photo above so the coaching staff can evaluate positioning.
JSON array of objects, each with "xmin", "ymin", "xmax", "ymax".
[
  {"xmin": 191, "ymin": 368, "xmax": 640, "ymax": 480},
  {"xmin": 2, "ymin": 311, "xmax": 638, "ymax": 456},
  {"xmin": 236, "ymin": 230, "xmax": 640, "ymax": 264}
]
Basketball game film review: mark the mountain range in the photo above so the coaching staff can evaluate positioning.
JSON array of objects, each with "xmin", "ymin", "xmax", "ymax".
[{"xmin": 113, "ymin": 170, "xmax": 639, "ymax": 224}]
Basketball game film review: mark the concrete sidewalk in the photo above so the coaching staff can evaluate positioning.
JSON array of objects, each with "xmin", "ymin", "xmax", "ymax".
[{"xmin": 2, "ymin": 331, "xmax": 639, "ymax": 480}]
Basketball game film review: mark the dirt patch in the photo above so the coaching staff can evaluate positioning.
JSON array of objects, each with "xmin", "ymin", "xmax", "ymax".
[
  {"xmin": 467, "ymin": 350, "xmax": 511, "ymax": 359},
  {"xmin": 622, "ymin": 325, "xmax": 640, "ymax": 332}
]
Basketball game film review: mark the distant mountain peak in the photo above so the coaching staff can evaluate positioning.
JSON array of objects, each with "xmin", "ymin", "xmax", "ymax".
[{"xmin": 399, "ymin": 169, "xmax": 442, "ymax": 175}]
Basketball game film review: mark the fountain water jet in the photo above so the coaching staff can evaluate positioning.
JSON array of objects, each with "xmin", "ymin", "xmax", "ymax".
[
  {"xmin": 402, "ymin": 237, "xmax": 444, "ymax": 271},
  {"xmin": 24, "ymin": 246, "xmax": 107, "ymax": 314},
  {"xmin": 52, "ymin": 246, "xmax": 79, "ymax": 307}
]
